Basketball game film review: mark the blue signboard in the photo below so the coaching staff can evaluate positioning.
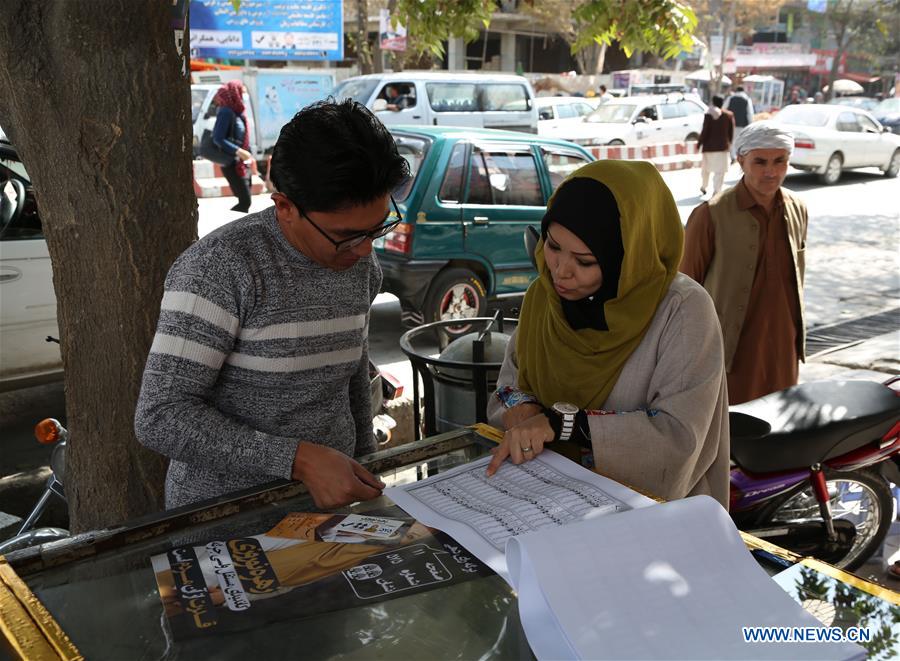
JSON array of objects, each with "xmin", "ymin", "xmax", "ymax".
[
  {"xmin": 190, "ymin": 0, "xmax": 344, "ymax": 61},
  {"xmin": 255, "ymin": 72, "xmax": 335, "ymax": 143}
]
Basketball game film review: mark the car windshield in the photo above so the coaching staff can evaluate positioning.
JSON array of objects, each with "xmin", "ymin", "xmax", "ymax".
[
  {"xmin": 0, "ymin": 149, "xmax": 31, "ymax": 184},
  {"xmin": 875, "ymin": 98, "xmax": 900, "ymax": 114},
  {"xmin": 389, "ymin": 133, "xmax": 430, "ymax": 202},
  {"xmin": 191, "ymin": 88, "xmax": 209, "ymax": 123},
  {"xmin": 827, "ymin": 97, "xmax": 877, "ymax": 111},
  {"xmin": 332, "ymin": 78, "xmax": 380, "ymax": 103},
  {"xmin": 774, "ymin": 105, "xmax": 830, "ymax": 127},
  {"xmin": 585, "ymin": 104, "xmax": 636, "ymax": 123}
]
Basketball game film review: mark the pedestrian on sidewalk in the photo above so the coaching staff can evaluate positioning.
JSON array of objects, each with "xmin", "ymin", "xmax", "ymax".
[
  {"xmin": 723, "ymin": 86, "xmax": 754, "ymax": 161},
  {"xmin": 680, "ymin": 122, "xmax": 808, "ymax": 405},
  {"xmin": 698, "ymin": 95, "xmax": 734, "ymax": 197},
  {"xmin": 211, "ymin": 80, "xmax": 253, "ymax": 213},
  {"xmin": 136, "ymin": 99, "xmax": 410, "ymax": 510}
]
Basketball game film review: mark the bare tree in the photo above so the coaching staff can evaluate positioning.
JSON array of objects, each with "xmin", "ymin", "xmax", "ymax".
[{"xmin": 0, "ymin": 1, "xmax": 196, "ymax": 531}]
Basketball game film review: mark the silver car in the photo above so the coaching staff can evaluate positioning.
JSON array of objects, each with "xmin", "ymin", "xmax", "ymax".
[{"xmin": 773, "ymin": 104, "xmax": 900, "ymax": 184}]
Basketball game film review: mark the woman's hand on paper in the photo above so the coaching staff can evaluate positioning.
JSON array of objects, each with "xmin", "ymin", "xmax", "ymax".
[
  {"xmin": 502, "ymin": 402, "xmax": 543, "ymax": 430},
  {"xmin": 486, "ymin": 412, "xmax": 554, "ymax": 476}
]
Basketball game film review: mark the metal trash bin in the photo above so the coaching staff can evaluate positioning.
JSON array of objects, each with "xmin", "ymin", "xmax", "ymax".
[{"xmin": 400, "ymin": 312, "xmax": 516, "ymax": 440}]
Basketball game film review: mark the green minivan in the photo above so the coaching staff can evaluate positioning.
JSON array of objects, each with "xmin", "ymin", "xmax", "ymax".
[{"xmin": 378, "ymin": 126, "xmax": 595, "ymax": 336}]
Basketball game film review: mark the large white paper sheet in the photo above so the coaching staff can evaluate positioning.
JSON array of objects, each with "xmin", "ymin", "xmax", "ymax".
[
  {"xmin": 388, "ymin": 454, "xmax": 866, "ymax": 661},
  {"xmin": 385, "ymin": 452, "xmax": 654, "ymax": 584},
  {"xmin": 507, "ymin": 495, "xmax": 865, "ymax": 660}
]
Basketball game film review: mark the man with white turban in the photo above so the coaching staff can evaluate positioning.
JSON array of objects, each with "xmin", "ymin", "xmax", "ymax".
[{"xmin": 680, "ymin": 121, "xmax": 808, "ymax": 404}]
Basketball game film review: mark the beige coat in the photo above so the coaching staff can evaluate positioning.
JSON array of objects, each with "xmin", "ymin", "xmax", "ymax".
[{"xmin": 488, "ymin": 274, "xmax": 730, "ymax": 508}]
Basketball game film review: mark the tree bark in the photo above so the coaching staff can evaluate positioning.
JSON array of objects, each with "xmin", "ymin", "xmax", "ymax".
[
  {"xmin": 825, "ymin": 0, "xmax": 854, "ymax": 102},
  {"xmin": 356, "ymin": 0, "xmax": 373, "ymax": 75},
  {"xmin": 0, "ymin": 1, "xmax": 196, "ymax": 531}
]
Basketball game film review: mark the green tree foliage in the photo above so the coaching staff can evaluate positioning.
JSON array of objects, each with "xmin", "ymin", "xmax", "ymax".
[{"xmin": 388, "ymin": 0, "xmax": 697, "ymax": 60}]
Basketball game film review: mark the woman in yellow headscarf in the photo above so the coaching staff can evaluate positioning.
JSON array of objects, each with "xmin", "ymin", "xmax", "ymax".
[{"xmin": 485, "ymin": 161, "xmax": 730, "ymax": 507}]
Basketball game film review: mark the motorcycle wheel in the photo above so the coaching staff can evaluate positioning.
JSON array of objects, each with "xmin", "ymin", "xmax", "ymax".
[{"xmin": 759, "ymin": 469, "xmax": 894, "ymax": 571}]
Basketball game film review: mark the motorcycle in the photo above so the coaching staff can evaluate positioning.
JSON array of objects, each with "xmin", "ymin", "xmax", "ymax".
[
  {"xmin": 729, "ymin": 376, "xmax": 900, "ymax": 571},
  {"xmin": 0, "ymin": 417, "xmax": 70, "ymax": 555}
]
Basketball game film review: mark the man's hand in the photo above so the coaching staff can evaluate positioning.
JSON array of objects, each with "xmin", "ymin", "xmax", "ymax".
[
  {"xmin": 502, "ymin": 402, "xmax": 543, "ymax": 430},
  {"xmin": 291, "ymin": 442, "xmax": 385, "ymax": 509},
  {"xmin": 486, "ymin": 412, "xmax": 554, "ymax": 477}
]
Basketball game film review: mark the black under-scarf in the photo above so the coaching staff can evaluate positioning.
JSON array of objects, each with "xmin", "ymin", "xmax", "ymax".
[{"xmin": 540, "ymin": 177, "xmax": 624, "ymax": 331}]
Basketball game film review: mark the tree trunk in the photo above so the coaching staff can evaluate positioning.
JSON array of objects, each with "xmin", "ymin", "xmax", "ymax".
[
  {"xmin": 825, "ymin": 2, "xmax": 854, "ymax": 102},
  {"xmin": 356, "ymin": 0, "xmax": 373, "ymax": 75},
  {"xmin": 0, "ymin": 1, "xmax": 196, "ymax": 532}
]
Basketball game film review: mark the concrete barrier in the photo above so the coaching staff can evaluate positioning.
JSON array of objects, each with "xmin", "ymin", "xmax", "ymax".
[
  {"xmin": 192, "ymin": 158, "xmax": 266, "ymax": 199},
  {"xmin": 587, "ymin": 141, "xmax": 701, "ymax": 172}
]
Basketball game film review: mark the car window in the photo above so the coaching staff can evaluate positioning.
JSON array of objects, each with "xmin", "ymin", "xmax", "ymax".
[
  {"xmin": 467, "ymin": 149, "xmax": 543, "ymax": 207},
  {"xmin": 836, "ymin": 112, "xmax": 861, "ymax": 132},
  {"xmin": 541, "ymin": 147, "xmax": 591, "ymax": 190},
  {"xmin": 426, "ymin": 83, "xmax": 477, "ymax": 112},
  {"xmin": 574, "ymin": 103, "xmax": 593, "ymax": 116},
  {"xmin": 875, "ymin": 98, "xmax": 900, "ymax": 114},
  {"xmin": 0, "ymin": 158, "xmax": 41, "ymax": 241},
  {"xmin": 679, "ymin": 100, "xmax": 705, "ymax": 115},
  {"xmin": 775, "ymin": 105, "xmax": 830, "ymax": 126},
  {"xmin": 857, "ymin": 114, "xmax": 880, "ymax": 133},
  {"xmin": 438, "ymin": 142, "xmax": 467, "ymax": 203},
  {"xmin": 538, "ymin": 105, "xmax": 555, "ymax": 121},
  {"xmin": 390, "ymin": 134, "xmax": 430, "ymax": 202},
  {"xmin": 480, "ymin": 84, "xmax": 530, "ymax": 111},
  {"xmin": 557, "ymin": 104, "xmax": 577, "ymax": 119},
  {"xmin": 638, "ymin": 106, "xmax": 658, "ymax": 121},
  {"xmin": 191, "ymin": 88, "xmax": 209, "ymax": 123},
  {"xmin": 332, "ymin": 78, "xmax": 380, "ymax": 104},
  {"xmin": 659, "ymin": 103, "xmax": 683, "ymax": 120},
  {"xmin": 585, "ymin": 104, "xmax": 637, "ymax": 123},
  {"xmin": 378, "ymin": 82, "xmax": 417, "ymax": 109}
]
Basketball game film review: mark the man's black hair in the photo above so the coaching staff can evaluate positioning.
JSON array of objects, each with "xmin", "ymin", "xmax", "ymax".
[
  {"xmin": 712, "ymin": 95, "xmax": 724, "ymax": 108},
  {"xmin": 269, "ymin": 98, "xmax": 410, "ymax": 212},
  {"xmin": 735, "ymin": 86, "xmax": 744, "ymax": 93}
]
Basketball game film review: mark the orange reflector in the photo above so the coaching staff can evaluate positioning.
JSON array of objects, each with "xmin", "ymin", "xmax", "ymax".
[{"xmin": 34, "ymin": 418, "xmax": 62, "ymax": 445}]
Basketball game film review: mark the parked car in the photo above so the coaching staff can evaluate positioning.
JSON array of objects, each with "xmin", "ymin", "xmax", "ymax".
[
  {"xmin": 333, "ymin": 72, "xmax": 539, "ymax": 134},
  {"xmin": 535, "ymin": 96, "xmax": 595, "ymax": 137},
  {"xmin": 376, "ymin": 126, "xmax": 594, "ymax": 335},
  {"xmin": 0, "ymin": 135, "xmax": 61, "ymax": 391},
  {"xmin": 826, "ymin": 96, "xmax": 879, "ymax": 112},
  {"xmin": 550, "ymin": 93, "xmax": 706, "ymax": 147},
  {"xmin": 772, "ymin": 104, "xmax": 900, "ymax": 184},
  {"xmin": 873, "ymin": 97, "xmax": 900, "ymax": 135}
]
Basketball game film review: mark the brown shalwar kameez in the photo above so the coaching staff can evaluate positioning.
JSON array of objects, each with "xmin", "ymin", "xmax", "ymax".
[{"xmin": 681, "ymin": 180, "xmax": 802, "ymax": 404}]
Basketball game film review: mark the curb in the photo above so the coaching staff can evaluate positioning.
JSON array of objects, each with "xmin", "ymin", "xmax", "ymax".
[
  {"xmin": 192, "ymin": 158, "xmax": 266, "ymax": 199},
  {"xmin": 587, "ymin": 142, "xmax": 701, "ymax": 172}
]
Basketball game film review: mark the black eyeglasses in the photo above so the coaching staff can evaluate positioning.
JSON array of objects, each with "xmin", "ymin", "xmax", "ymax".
[{"xmin": 294, "ymin": 196, "xmax": 403, "ymax": 252}]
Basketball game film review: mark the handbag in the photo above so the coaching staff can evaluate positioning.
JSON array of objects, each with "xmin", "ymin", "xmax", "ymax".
[{"xmin": 199, "ymin": 128, "xmax": 234, "ymax": 166}]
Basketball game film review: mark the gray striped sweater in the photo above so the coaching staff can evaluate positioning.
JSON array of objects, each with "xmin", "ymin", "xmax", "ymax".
[{"xmin": 135, "ymin": 206, "xmax": 381, "ymax": 509}]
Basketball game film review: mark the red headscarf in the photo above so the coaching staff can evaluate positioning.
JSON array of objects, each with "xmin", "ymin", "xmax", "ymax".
[{"xmin": 214, "ymin": 80, "xmax": 251, "ymax": 176}]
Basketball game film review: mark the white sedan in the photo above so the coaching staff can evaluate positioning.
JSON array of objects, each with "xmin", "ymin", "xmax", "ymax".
[
  {"xmin": 772, "ymin": 104, "xmax": 900, "ymax": 184},
  {"xmin": 535, "ymin": 96, "xmax": 596, "ymax": 138},
  {"xmin": 547, "ymin": 94, "xmax": 707, "ymax": 147},
  {"xmin": 0, "ymin": 138, "xmax": 61, "ymax": 391}
]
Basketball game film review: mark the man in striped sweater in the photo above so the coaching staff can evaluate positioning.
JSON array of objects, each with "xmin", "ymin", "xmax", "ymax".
[{"xmin": 135, "ymin": 99, "xmax": 409, "ymax": 510}]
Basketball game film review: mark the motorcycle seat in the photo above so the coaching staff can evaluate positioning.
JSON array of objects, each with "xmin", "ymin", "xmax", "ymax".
[{"xmin": 729, "ymin": 380, "xmax": 900, "ymax": 473}]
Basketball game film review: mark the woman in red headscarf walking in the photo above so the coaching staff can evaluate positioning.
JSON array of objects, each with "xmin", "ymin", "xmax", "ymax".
[{"xmin": 212, "ymin": 80, "xmax": 253, "ymax": 212}]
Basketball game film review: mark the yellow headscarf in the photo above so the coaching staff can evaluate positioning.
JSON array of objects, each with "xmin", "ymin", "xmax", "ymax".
[{"xmin": 517, "ymin": 160, "xmax": 684, "ymax": 409}]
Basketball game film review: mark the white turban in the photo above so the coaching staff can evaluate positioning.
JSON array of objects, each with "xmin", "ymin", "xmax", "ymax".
[{"xmin": 734, "ymin": 121, "xmax": 794, "ymax": 156}]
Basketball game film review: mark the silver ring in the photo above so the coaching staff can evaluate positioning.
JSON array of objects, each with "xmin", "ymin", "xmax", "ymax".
[{"xmin": 521, "ymin": 446, "xmax": 533, "ymax": 453}]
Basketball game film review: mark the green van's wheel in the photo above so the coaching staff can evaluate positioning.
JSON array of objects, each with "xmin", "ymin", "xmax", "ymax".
[{"xmin": 424, "ymin": 268, "xmax": 487, "ymax": 346}]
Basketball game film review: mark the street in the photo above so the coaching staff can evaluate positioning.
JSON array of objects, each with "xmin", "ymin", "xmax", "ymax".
[
  {"xmin": 0, "ymin": 165, "xmax": 900, "ymax": 475},
  {"xmin": 1, "ymin": 163, "xmax": 897, "ymax": 508}
]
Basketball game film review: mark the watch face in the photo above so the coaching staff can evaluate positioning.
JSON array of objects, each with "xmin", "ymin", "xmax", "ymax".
[{"xmin": 554, "ymin": 402, "xmax": 579, "ymax": 415}]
